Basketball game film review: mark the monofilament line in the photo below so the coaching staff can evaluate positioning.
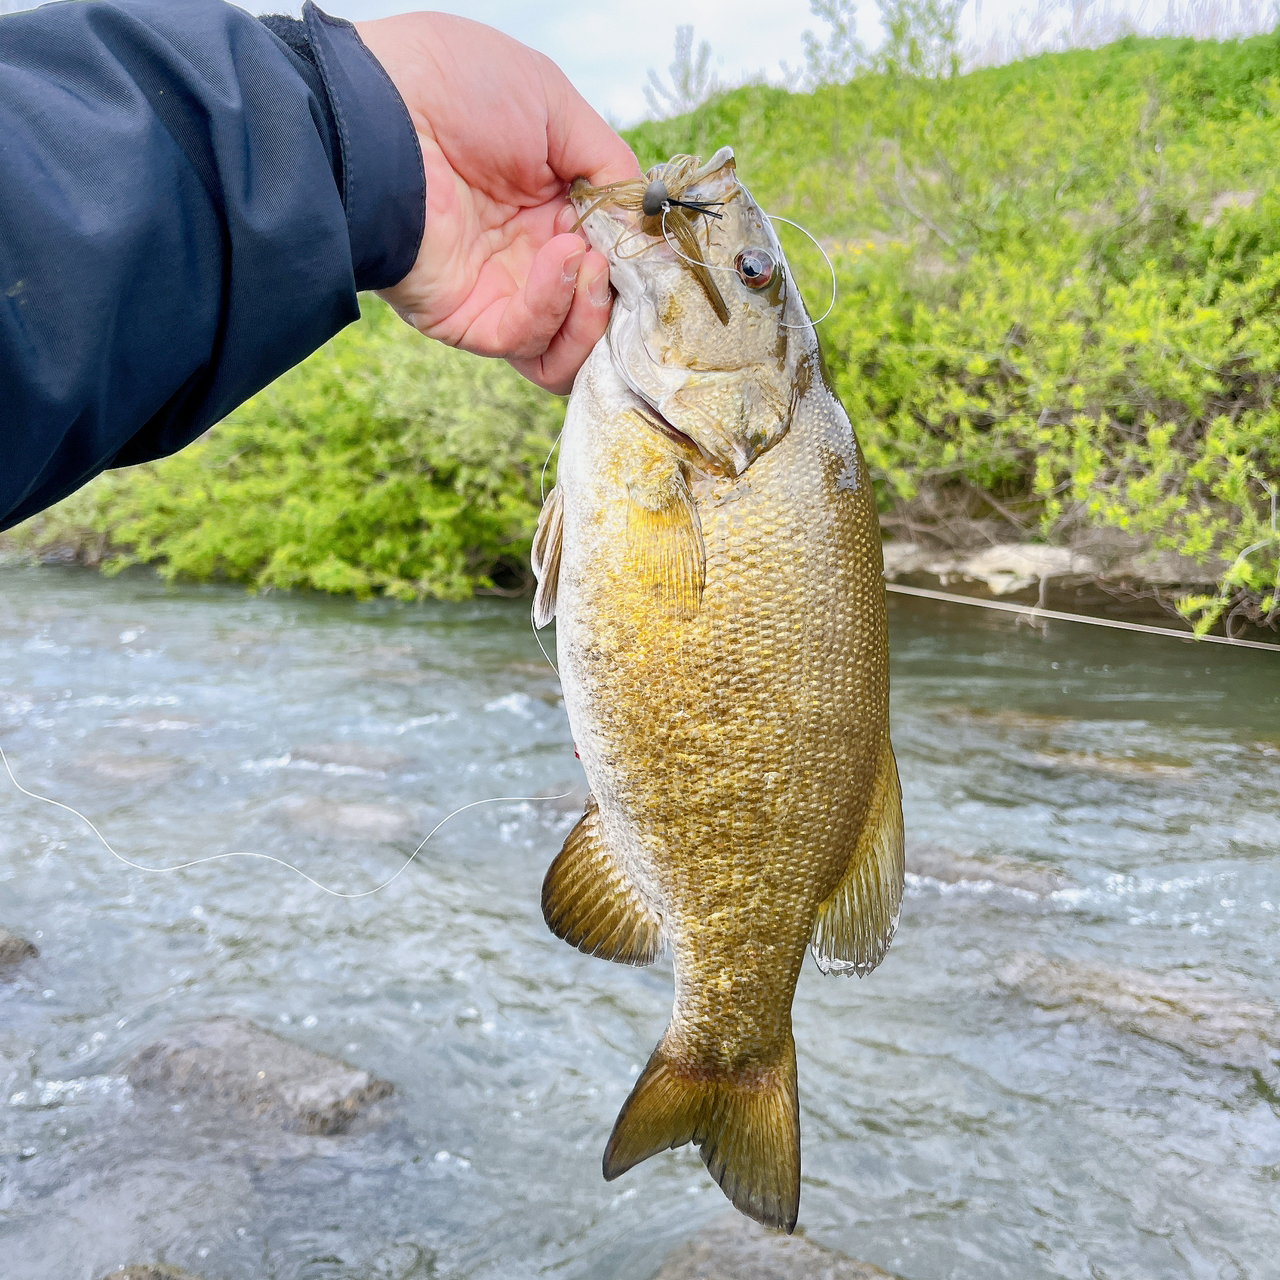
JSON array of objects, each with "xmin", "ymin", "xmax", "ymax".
[
  {"xmin": 0, "ymin": 742, "xmax": 571, "ymax": 898},
  {"xmin": 657, "ymin": 202, "xmax": 837, "ymax": 327},
  {"xmin": 885, "ymin": 582, "xmax": 1279, "ymax": 652}
]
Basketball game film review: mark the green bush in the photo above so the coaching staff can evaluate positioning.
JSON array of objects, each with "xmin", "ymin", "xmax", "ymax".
[
  {"xmin": 13, "ymin": 299, "xmax": 564, "ymax": 600},
  {"xmin": 14, "ymin": 33, "xmax": 1280, "ymax": 628},
  {"xmin": 631, "ymin": 33, "xmax": 1280, "ymax": 630}
]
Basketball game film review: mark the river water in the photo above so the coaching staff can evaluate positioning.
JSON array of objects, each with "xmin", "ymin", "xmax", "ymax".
[{"xmin": 1, "ymin": 564, "xmax": 1277, "ymax": 1280}]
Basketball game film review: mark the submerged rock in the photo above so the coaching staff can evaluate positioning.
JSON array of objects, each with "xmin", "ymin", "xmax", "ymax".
[
  {"xmin": 283, "ymin": 796, "xmax": 415, "ymax": 842},
  {"xmin": 292, "ymin": 743, "xmax": 411, "ymax": 773},
  {"xmin": 1028, "ymin": 750, "xmax": 1193, "ymax": 779},
  {"xmin": 0, "ymin": 928, "xmax": 38, "ymax": 969},
  {"xmin": 907, "ymin": 846, "xmax": 1070, "ymax": 896},
  {"xmin": 96, "ymin": 1268, "xmax": 204, "ymax": 1280},
  {"xmin": 654, "ymin": 1217, "xmax": 898, "ymax": 1280},
  {"xmin": 126, "ymin": 1017, "xmax": 393, "ymax": 1134},
  {"xmin": 997, "ymin": 953, "xmax": 1280, "ymax": 1071},
  {"xmin": 78, "ymin": 753, "xmax": 188, "ymax": 783}
]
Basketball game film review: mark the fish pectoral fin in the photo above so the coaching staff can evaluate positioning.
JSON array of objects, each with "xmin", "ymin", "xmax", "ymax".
[
  {"xmin": 625, "ymin": 463, "xmax": 705, "ymax": 619},
  {"xmin": 811, "ymin": 739, "xmax": 905, "ymax": 978},
  {"xmin": 541, "ymin": 796, "xmax": 663, "ymax": 966},
  {"xmin": 603, "ymin": 1032, "xmax": 801, "ymax": 1234},
  {"xmin": 531, "ymin": 485, "xmax": 564, "ymax": 628}
]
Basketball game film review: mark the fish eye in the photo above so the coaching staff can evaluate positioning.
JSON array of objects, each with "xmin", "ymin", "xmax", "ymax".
[{"xmin": 734, "ymin": 249, "xmax": 776, "ymax": 289}]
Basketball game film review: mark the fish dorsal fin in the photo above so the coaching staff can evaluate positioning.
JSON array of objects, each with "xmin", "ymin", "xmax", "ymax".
[
  {"xmin": 531, "ymin": 485, "xmax": 564, "ymax": 628},
  {"xmin": 542, "ymin": 796, "xmax": 663, "ymax": 966},
  {"xmin": 811, "ymin": 739, "xmax": 905, "ymax": 977},
  {"xmin": 624, "ymin": 456, "xmax": 705, "ymax": 619}
]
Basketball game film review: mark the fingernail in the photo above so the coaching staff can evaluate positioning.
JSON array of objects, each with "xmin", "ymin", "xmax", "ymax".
[
  {"xmin": 588, "ymin": 271, "xmax": 612, "ymax": 307},
  {"xmin": 562, "ymin": 250, "xmax": 585, "ymax": 286},
  {"xmin": 555, "ymin": 204, "xmax": 578, "ymax": 235}
]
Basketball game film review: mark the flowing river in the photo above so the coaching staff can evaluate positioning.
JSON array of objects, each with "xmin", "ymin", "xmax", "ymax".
[{"xmin": 1, "ymin": 564, "xmax": 1278, "ymax": 1280}]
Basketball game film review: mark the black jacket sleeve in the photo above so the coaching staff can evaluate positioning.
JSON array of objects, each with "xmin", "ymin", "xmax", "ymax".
[{"xmin": 0, "ymin": 0, "xmax": 425, "ymax": 531}]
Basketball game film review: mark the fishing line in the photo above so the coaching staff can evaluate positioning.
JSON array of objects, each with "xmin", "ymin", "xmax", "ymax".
[
  {"xmin": 885, "ymin": 582, "xmax": 1279, "ymax": 652},
  {"xmin": 530, "ymin": 602, "xmax": 560, "ymax": 676},
  {"xmin": 766, "ymin": 215, "xmax": 838, "ymax": 328},
  {"xmin": 539, "ymin": 429, "xmax": 562, "ymax": 505},
  {"xmin": 0, "ymin": 741, "xmax": 574, "ymax": 898},
  {"xmin": 657, "ymin": 202, "xmax": 838, "ymax": 327}
]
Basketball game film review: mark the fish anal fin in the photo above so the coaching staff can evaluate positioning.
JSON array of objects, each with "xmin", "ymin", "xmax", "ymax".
[
  {"xmin": 531, "ymin": 485, "xmax": 563, "ymax": 628},
  {"xmin": 811, "ymin": 739, "xmax": 905, "ymax": 978},
  {"xmin": 624, "ymin": 458, "xmax": 705, "ymax": 619},
  {"xmin": 541, "ymin": 797, "xmax": 662, "ymax": 966},
  {"xmin": 603, "ymin": 1032, "xmax": 801, "ymax": 1233}
]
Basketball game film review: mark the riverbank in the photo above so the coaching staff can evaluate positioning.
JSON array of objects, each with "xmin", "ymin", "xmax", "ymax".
[{"xmin": 7, "ymin": 31, "xmax": 1279, "ymax": 629}]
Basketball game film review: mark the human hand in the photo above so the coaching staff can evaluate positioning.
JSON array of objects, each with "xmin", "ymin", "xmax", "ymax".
[{"xmin": 354, "ymin": 12, "xmax": 640, "ymax": 394}]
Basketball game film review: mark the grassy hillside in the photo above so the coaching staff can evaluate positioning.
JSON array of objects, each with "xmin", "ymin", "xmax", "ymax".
[{"xmin": 14, "ymin": 33, "xmax": 1280, "ymax": 629}]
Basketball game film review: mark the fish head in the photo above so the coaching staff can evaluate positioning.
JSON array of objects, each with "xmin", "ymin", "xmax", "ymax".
[{"xmin": 572, "ymin": 148, "xmax": 810, "ymax": 478}]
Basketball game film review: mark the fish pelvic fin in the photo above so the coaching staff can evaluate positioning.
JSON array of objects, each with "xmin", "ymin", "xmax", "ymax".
[
  {"xmin": 624, "ymin": 457, "xmax": 705, "ymax": 619},
  {"xmin": 531, "ymin": 485, "xmax": 564, "ymax": 628},
  {"xmin": 603, "ymin": 1032, "xmax": 801, "ymax": 1233},
  {"xmin": 541, "ymin": 796, "xmax": 663, "ymax": 966},
  {"xmin": 811, "ymin": 738, "xmax": 905, "ymax": 978}
]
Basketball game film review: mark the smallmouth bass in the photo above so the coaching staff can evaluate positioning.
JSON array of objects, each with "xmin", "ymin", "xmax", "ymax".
[{"xmin": 532, "ymin": 149, "xmax": 903, "ymax": 1232}]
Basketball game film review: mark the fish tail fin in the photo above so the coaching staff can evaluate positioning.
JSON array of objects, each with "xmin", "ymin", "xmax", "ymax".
[{"xmin": 602, "ymin": 1030, "xmax": 800, "ymax": 1233}]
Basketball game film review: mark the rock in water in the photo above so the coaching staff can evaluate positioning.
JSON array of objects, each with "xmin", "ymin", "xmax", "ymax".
[
  {"xmin": 96, "ymin": 1268, "xmax": 204, "ymax": 1280},
  {"xmin": 0, "ymin": 928, "xmax": 38, "ymax": 970},
  {"xmin": 283, "ymin": 796, "xmax": 415, "ymax": 842},
  {"xmin": 77, "ymin": 753, "xmax": 189, "ymax": 783},
  {"xmin": 654, "ymin": 1217, "xmax": 899, "ymax": 1280},
  {"xmin": 907, "ymin": 846, "xmax": 1070, "ymax": 896},
  {"xmin": 998, "ymin": 953, "xmax": 1280, "ymax": 1072},
  {"xmin": 292, "ymin": 743, "xmax": 411, "ymax": 772},
  {"xmin": 126, "ymin": 1017, "xmax": 392, "ymax": 1134}
]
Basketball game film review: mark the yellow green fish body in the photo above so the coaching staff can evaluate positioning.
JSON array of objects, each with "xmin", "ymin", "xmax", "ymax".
[{"xmin": 532, "ymin": 150, "xmax": 903, "ymax": 1232}]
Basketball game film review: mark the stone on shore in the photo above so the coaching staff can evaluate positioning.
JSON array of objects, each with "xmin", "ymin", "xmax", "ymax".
[
  {"xmin": 0, "ymin": 928, "xmax": 38, "ymax": 969},
  {"xmin": 654, "ymin": 1217, "xmax": 898, "ymax": 1280},
  {"xmin": 907, "ymin": 846, "xmax": 1070, "ymax": 896},
  {"xmin": 998, "ymin": 952, "xmax": 1280, "ymax": 1071},
  {"xmin": 126, "ymin": 1017, "xmax": 393, "ymax": 1134}
]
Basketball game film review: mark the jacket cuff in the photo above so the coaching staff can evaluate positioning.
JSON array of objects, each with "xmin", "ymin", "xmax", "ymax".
[{"xmin": 303, "ymin": 1, "xmax": 425, "ymax": 291}]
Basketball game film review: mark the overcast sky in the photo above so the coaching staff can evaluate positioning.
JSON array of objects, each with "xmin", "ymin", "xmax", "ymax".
[
  {"xmin": 255, "ymin": 0, "xmax": 879, "ymax": 123},
  {"xmin": 4, "ymin": 0, "xmax": 1271, "ymax": 124},
  {"xmin": 253, "ymin": 0, "xmax": 1273, "ymax": 123}
]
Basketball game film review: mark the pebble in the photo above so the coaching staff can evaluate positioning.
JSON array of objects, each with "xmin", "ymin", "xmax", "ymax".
[
  {"xmin": 126, "ymin": 1017, "xmax": 393, "ymax": 1135},
  {"xmin": 654, "ymin": 1217, "xmax": 898, "ymax": 1280},
  {"xmin": 997, "ymin": 952, "xmax": 1280, "ymax": 1071}
]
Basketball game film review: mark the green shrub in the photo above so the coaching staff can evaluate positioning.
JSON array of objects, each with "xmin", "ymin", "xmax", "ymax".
[
  {"xmin": 13, "ymin": 299, "xmax": 564, "ymax": 600},
  {"xmin": 631, "ymin": 33, "xmax": 1280, "ymax": 629},
  {"xmin": 14, "ymin": 33, "xmax": 1280, "ymax": 628}
]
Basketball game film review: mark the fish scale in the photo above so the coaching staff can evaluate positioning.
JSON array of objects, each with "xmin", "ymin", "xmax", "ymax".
[{"xmin": 533, "ymin": 148, "xmax": 903, "ymax": 1231}]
